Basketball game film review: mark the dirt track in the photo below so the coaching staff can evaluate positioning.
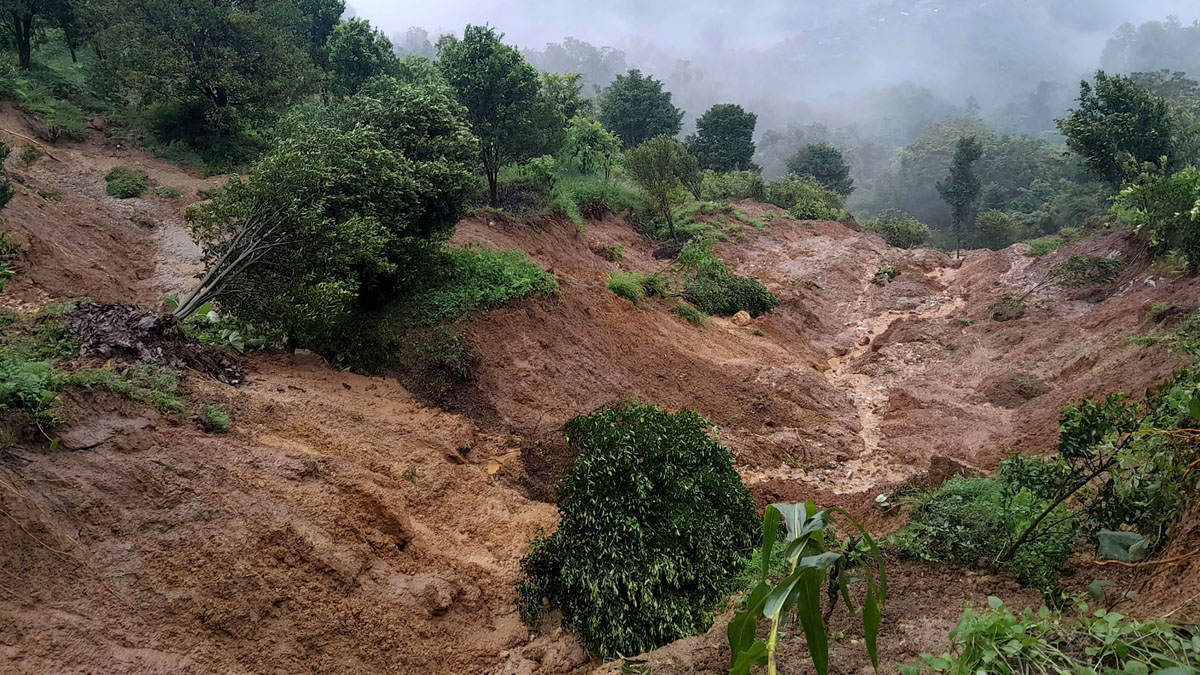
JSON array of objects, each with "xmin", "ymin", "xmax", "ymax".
[{"xmin": 2, "ymin": 117, "xmax": 1199, "ymax": 674}]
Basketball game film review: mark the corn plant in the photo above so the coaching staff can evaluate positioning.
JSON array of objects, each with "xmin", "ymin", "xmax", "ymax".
[{"xmin": 728, "ymin": 502, "xmax": 887, "ymax": 675}]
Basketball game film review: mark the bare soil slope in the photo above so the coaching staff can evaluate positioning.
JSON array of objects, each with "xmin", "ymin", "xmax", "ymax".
[{"xmin": 2, "ymin": 127, "xmax": 1198, "ymax": 674}]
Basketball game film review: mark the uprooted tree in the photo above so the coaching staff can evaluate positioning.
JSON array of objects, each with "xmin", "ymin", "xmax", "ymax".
[{"xmin": 173, "ymin": 75, "xmax": 478, "ymax": 346}]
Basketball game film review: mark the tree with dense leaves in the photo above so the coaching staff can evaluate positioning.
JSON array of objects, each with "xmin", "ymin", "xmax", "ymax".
[
  {"xmin": 176, "ymin": 76, "xmax": 478, "ymax": 345},
  {"xmin": 1058, "ymin": 71, "xmax": 1175, "ymax": 186},
  {"xmin": 686, "ymin": 103, "xmax": 756, "ymax": 172},
  {"xmin": 625, "ymin": 136, "xmax": 695, "ymax": 241},
  {"xmin": 437, "ymin": 25, "xmax": 545, "ymax": 207},
  {"xmin": 598, "ymin": 69, "xmax": 683, "ymax": 148},
  {"xmin": 326, "ymin": 18, "xmax": 398, "ymax": 97},
  {"xmin": 786, "ymin": 143, "xmax": 854, "ymax": 195},
  {"xmin": 564, "ymin": 116, "xmax": 620, "ymax": 179},
  {"xmin": 292, "ymin": 0, "xmax": 344, "ymax": 65},
  {"xmin": 936, "ymin": 136, "xmax": 984, "ymax": 258},
  {"xmin": 1, "ymin": 0, "xmax": 62, "ymax": 69},
  {"xmin": 99, "ymin": 0, "xmax": 320, "ymax": 137},
  {"xmin": 540, "ymin": 72, "xmax": 590, "ymax": 121}
]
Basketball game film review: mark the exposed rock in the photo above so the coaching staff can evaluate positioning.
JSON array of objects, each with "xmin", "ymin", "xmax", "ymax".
[{"xmin": 732, "ymin": 310, "xmax": 753, "ymax": 326}]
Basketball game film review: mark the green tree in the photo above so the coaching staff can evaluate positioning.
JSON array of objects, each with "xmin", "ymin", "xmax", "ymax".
[
  {"xmin": 686, "ymin": 103, "xmax": 756, "ymax": 172},
  {"xmin": 325, "ymin": 18, "xmax": 398, "ymax": 97},
  {"xmin": 1058, "ymin": 71, "xmax": 1175, "ymax": 185},
  {"xmin": 937, "ymin": 136, "xmax": 984, "ymax": 258},
  {"xmin": 786, "ymin": 143, "xmax": 854, "ymax": 195},
  {"xmin": 563, "ymin": 115, "xmax": 621, "ymax": 179},
  {"xmin": 1112, "ymin": 164, "xmax": 1200, "ymax": 270},
  {"xmin": 864, "ymin": 209, "xmax": 931, "ymax": 249},
  {"xmin": 972, "ymin": 210, "xmax": 1028, "ymax": 250},
  {"xmin": 292, "ymin": 0, "xmax": 344, "ymax": 65},
  {"xmin": 540, "ymin": 71, "xmax": 590, "ymax": 120},
  {"xmin": 625, "ymin": 136, "xmax": 694, "ymax": 241},
  {"xmin": 175, "ymin": 77, "xmax": 478, "ymax": 344},
  {"xmin": 598, "ymin": 68, "xmax": 683, "ymax": 147},
  {"xmin": 99, "ymin": 0, "xmax": 320, "ymax": 138},
  {"xmin": 1, "ymin": 0, "xmax": 60, "ymax": 69},
  {"xmin": 437, "ymin": 25, "xmax": 544, "ymax": 207}
]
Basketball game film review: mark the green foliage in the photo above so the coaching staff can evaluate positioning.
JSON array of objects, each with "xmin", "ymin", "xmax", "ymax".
[
  {"xmin": 325, "ymin": 17, "xmax": 398, "ymax": 97},
  {"xmin": 625, "ymin": 136, "xmax": 695, "ymax": 240},
  {"xmin": 1058, "ymin": 71, "xmax": 1176, "ymax": 185},
  {"xmin": 864, "ymin": 209, "xmax": 932, "ymax": 249},
  {"xmin": 972, "ymin": 210, "xmax": 1028, "ymax": 250},
  {"xmin": 686, "ymin": 104, "xmax": 757, "ymax": 172},
  {"xmin": 670, "ymin": 303, "xmax": 707, "ymax": 327},
  {"xmin": 437, "ymin": 25, "xmax": 551, "ymax": 206},
  {"xmin": 1023, "ymin": 235, "xmax": 1064, "ymax": 256},
  {"xmin": 203, "ymin": 404, "xmax": 230, "ymax": 433},
  {"xmin": 1147, "ymin": 301, "xmax": 1172, "ymax": 320},
  {"xmin": 728, "ymin": 502, "xmax": 887, "ymax": 675},
  {"xmin": 764, "ymin": 174, "xmax": 846, "ymax": 220},
  {"xmin": 700, "ymin": 169, "xmax": 765, "ymax": 202},
  {"xmin": 104, "ymin": 167, "xmax": 149, "ymax": 198},
  {"xmin": 1049, "ymin": 254, "xmax": 1125, "ymax": 287},
  {"xmin": 872, "ymin": 265, "xmax": 901, "ymax": 285},
  {"xmin": 517, "ymin": 401, "xmax": 758, "ymax": 657},
  {"xmin": 896, "ymin": 475, "xmax": 1077, "ymax": 593},
  {"xmin": 598, "ymin": 69, "xmax": 684, "ymax": 148},
  {"xmin": 901, "ymin": 598, "xmax": 1200, "ymax": 675},
  {"xmin": 402, "ymin": 245, "xmax": 558, "ymax": 323},
  {"xmin": 786, "ymin": 143, "xmax": 854, "ymax": 195},
  {"xmin": 600, "ymin": 244, "xmax": 623, "ymax": 262},
  {"xmin": 178, "ymin": 76, "xmax": 478, "ymax": 345},
  {"xmin": 937, "ymin": 136, "xmax": 984, "ymax": 253},
  {"xmin": 19, "ymin": 144, "xmax": 40, "ymax": 163},
  {"xmin": 683, "ymin": 266, "xmax": 778, "ymax": 318},
  {"xmin": 66, "ymin": 362, "xmax": 187, "ymax": 414},
  {"xmin": 607, "ymin": 270, "xmax": 667, "ymax": 305},
  {"xmin": 1111, "ymin": 165, "xmax": 1200, "ymax": 271},
  {"xmin": 563, "ymin": 115, "xmax": 621, "ymax": 179},
  {"xmin": 0, "ymin": 358, "xmax": 61, "ymax": 428},
  {"xmin": 550, "ymin": 172, "xmax": 641, "ymax": 225},
  {"xmin": 155, "ymin": 186, "xmax": 182, "ymax": 199}
]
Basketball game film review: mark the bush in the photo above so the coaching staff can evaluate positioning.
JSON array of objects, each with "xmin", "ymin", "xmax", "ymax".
[
  {"xmin": 699, "ymin": 169, "xmax": 764, "ymax": 201},
  {"xmin": 670, "ymin": 303, "xmax": 707, "ymax": 326},
  {"xmin": 156, "ymin": 186, "xmax": 183, "ymax": 199},
  {"xmin": 864, "ymin": 209, "xmax": 931, "ymax": 249},
  {"xmin": 19, "ymin": 144, "xmax": 40, "ymax": 164},
  {"xmin": 1049, "ymin": 254, "xmax": 1125, "ymax": 287},
  {"xmin": 517, "ymin": 401, "xmax": 758, "ymax": 656},
  {"xmin": 203, "ymin": 404, "xmax": 230, "ymax": 432},
  {"xmin": 1024, "ymin": 235, "xmax": 1064, "ymax": 256},
  {"xmin": 764, "ymin": 174, "xmax": 845, "ymax": 216},
  {"xmin": 0, "ymin": 232, "xmax": 17, "ymax": 292},
  {"xmin": 684, "ymin": 267, "xmax": 778, "ymax": 317},
  {"xmin": 104, "ymin": 167, "xmax": 149, "ymax": 198},
  {"xmin": 972, "ymin": 210, "xmax": 1028, "ymax": 250},
  {"xmin": 896, "ymin": 475, "xmax": 1077, "ymax": 593},
  {"xmin": 872, "ymin": 265, "xmax": 901, "ymax": 285},
  {"xmin": 0, "ymin": 358, "xmax": 61, "ymax": 428},
  {"xmin": 607, "ymin": 270, "xmax": 668, "ymax": 305},
  {"xmin": 402, "ymin": 245, "xmax": 559, "ymax": 323},
  {"xmin": 551, "ymin": 173, "xmax": 641, "ymax": 225}
]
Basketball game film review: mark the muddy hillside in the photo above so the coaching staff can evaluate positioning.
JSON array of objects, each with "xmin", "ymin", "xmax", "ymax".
[{"xmin": 1, "ymin": 118, "xmax": 1198, "ymax": 674}]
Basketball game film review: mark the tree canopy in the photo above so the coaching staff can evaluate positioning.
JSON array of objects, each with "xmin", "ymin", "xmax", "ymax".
[
  {"xmin": 686, "ymin": 103, "xmax": 757, "ymax": 172},
  {"xmin": 325, "ymin": 17, "xmax": 398, "ymax": 97},
  {"xmin": 598, "ymin": 69, "xmax": 683, "ymax": 148},
  {"xmin": 786, "ymin": 143, "xmax": 854, "ymax": 195},
  {"xmin": 625, "ymin": 136, "xmax": 695, "ymax": 240}
]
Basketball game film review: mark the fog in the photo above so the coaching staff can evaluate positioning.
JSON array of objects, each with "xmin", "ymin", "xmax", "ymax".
[{"xmin": 351, "ymin": 0, "xmax": 1200, "ymax": 178}]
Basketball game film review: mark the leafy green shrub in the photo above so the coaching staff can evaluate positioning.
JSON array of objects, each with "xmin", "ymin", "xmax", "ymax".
[
  {"xmin": 670, "ymin": 303, "xmax": 707, "ymax": 326},
  {"xmin": 872, "ymin": 265, "xmax": 901, "ymax": 285},
  {"xmin": 0, "ymin": 358, "xmax": 61, "ymax": 428},
  {"xmin": 1146, "ymin": 301, "xmax": 1172, "ymax": 320},
  {"xmin": 896, "ymin": 475, "xmax": 1077, "ymax": 593},
  {"xmin": 864, "ymin": 209, "xmax": 931, "ymax": 249},
  {"xmin": 203, "ymin": 404, "xmax": 230, "ymax": 432},
  {"xmin": 1049, "ymin": 254, "xmax": 1125, "ymax": 287},
  {"xmin": 19, "ymin": 144, "xmax": 40, "ymax": 164},
  {"xmin": 551, "ymin": 173, "xmax": 641, "ymax": 225},
  {"xmin": 972, "ymin": 210, "xmax": 1028, "ymax": 250},
  {"xmin": 517, "ymin": 401, "xmax": 758, "ymax": 656},
  {"xmin": 901, "ymin": 598, "xmax": 1200, "ymax": 675},
  {"xmin": 104, "ymin": 167, "xmax": 149, "ymax": 198},
  {"xmin": 764, "ymin": 174, "xmax": 845, "ymax": 216},
  {"xmin": 156, "ymin": 186, "xmax": 183, "ymax": 199},
  {"xmin": 599, "ymin": 243, "xmax": 623, "ymax": 262},
  {"xmin": 699, "ymin": 169, "xmax": 764, "ymax": 201},
  {"xmin": 684, "ymin": 267, "xmax": 778, "ymax": 317},
  {"xmin": 402, "ymin": 246, "xmax": 558, "ymax": 323},
  {"xmin": 607, "ymin": 270, "xmax": 668, "ymax": 305}
]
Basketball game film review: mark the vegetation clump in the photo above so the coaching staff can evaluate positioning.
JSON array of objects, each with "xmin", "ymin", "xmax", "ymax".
[
  {"xmin": 517, "ymin": 401, "xmax": 758, "ymax": 657},
  {"xmin": 873, "ymin": 265, "xmax": 901, "ymax": 285},
  {"xmin": 104, "ymin": 167, "xmax": 149, "ymax": 198},
  {"xmin": 864, "ymin": 209, "xmax": 931, "ymax": 249},
  {"xmin": 607, "ymin": 270, "xmax": 667, "ymax": 305},
  {"xmin": 0, "ymin": 233, "xmax": 17, "ymax": 292},
  {"xmin": 670, "ymin": 303, "xmax": 707, "ymax": 327}
]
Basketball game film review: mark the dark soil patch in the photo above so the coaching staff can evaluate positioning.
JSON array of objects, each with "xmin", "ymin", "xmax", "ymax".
[{"xmin": 984, "ymin": 376, "xmax": 1051, "ymax": 409}]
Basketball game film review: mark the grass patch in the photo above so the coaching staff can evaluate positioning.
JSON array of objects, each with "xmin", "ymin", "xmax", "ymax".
[
  {"xmin": 156, "ymin": 186, "xmax": 183, "ymax": 199},
  {"xmin": 1024, "ymin": 234, "xmax": 1064, "ymax": 256},
  {"xmin": 104, "ymin": 167, "xmax": 149, "ymax": 198},
  {"xmin": 670, "ymin": 303, "xmax": 707, "ymax": 327},
  {"xmin": 551, "ymin": 172, "xmax": 641, "ymax": 226},
  {"xmin": 0, "ymin": 232, "xmax": 17, "ymax": 292},
  {"xmin": 202, "ymin": 404, "xmax": 230, "ymax": 432},
  {"xmin": 404, "ymin": 245, "xmax": 558, "ymax": 323},
  {"xmin": 607, "ymin": 270, "xmax": 668, "ymax": 305},
  {"xmin": 66, "ymin": 362, "xmax": 187, "ymax": 414}
]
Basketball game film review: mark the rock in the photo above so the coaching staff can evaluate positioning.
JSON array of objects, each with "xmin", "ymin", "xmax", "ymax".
[
  {"xmin": 859, "ymin": 335, "xmax": 871, "ymax": 346},
  {"xmin": 732, "ymin": 310, "xmax": 753, "ymax": 326}
]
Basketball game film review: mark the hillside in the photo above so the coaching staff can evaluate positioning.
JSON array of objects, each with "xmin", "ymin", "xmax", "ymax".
[{"xmin": 1, "ymin": 112, "xmax": 1198, "ymax": 674}]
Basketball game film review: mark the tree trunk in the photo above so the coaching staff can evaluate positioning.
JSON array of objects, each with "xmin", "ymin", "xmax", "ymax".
[
  {"xmin": 16, "ymin": 13, "xmax": 32, "ymax": 70},
  {"xmin": 67, "ymin": 41, "xmax": 77, "ymax": 63},
  {"xmin": 487, "ymin": 167, "xmax": 499, "ymax": 207}
]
